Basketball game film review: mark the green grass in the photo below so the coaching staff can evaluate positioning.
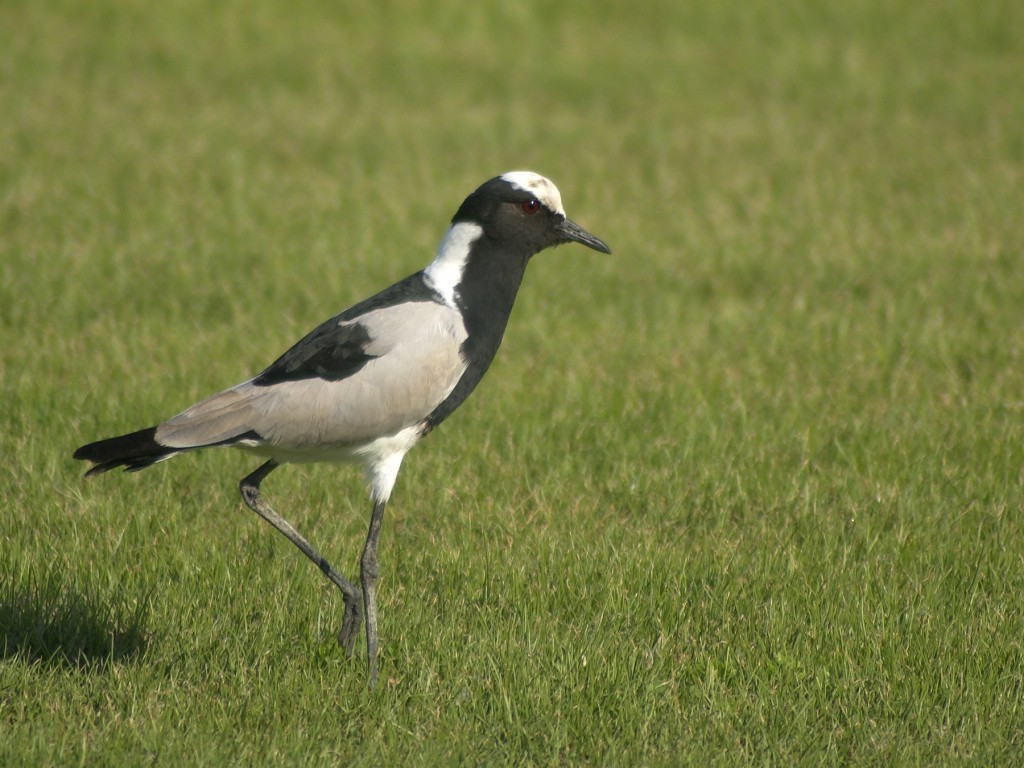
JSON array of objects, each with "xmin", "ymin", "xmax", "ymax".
[{"xmin": 3, "ymin": 0, "xmax": 1023, "ymax": 764}]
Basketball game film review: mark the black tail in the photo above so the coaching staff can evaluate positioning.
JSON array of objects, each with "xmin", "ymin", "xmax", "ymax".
[{"xmin": 73, "ymin": 427, "xmax": 179, "ymax": 477}]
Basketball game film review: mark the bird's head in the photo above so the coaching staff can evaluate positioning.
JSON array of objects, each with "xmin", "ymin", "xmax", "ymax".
[{"xmin": 452, "ymin": 171, "xmax": 611, "ymax": 257}]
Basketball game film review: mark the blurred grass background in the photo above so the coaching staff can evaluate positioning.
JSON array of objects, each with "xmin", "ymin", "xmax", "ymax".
[{"xmin": 2, "ymin": 0, "xmax": 1023, "ymax": 764}]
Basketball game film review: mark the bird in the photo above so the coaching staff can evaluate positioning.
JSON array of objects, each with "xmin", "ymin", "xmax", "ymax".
[{"xmin": 73, "ymin": 170, "xmax": 611, "ymax": 688}]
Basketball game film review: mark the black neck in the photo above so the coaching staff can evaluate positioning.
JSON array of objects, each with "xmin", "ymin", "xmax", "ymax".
[{"xmin": 424, "ymin": 240, "xmax": 531, "ymax": 429}]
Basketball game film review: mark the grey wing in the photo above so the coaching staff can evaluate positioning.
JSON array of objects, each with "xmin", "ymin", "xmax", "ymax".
[{"xmin": 155, "ymin": 301, "xmax": 469, "ymax": 452}]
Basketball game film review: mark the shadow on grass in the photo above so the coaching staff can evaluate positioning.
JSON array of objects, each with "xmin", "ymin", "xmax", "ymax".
[{"xmin": 0, "ymin": 571, "xmax": 151, "ymax": 670}]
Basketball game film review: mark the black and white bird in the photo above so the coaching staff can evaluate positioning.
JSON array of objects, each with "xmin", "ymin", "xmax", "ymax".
[{"xmin": 74, "ymin": 171, "xmax": 610, "ymax": 688}]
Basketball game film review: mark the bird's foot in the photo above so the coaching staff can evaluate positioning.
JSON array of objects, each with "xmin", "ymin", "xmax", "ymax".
[{"xmin": 337, "ymin": 594, "xmax": 363, "ymax": 658}]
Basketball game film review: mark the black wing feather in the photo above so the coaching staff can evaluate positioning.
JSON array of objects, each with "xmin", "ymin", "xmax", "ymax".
[
  {"xmin": 252, "ymin": 272, "xmax": 442, "ymax": 387},
  {"xmin": 253, "ymin": 320, "xmax": 377, "ymax": 385}
]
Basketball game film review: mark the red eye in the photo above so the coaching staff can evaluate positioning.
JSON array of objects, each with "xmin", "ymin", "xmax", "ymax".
[{"xmin": 521, "ymin": 199, "xmax": 540, "ymax": 215}]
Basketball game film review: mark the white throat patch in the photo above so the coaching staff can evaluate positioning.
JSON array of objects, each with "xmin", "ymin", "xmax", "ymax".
[
  {"xmin": 501, "ymin": 171, "xmax": 566, "ymax": 216},
  {"xmin": 424, "ymin": 221, "xmax": 483, "ymax": 307}
]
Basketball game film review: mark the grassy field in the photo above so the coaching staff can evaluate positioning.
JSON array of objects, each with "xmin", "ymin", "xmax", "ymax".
[{"xmin": 2, "ymin": 0, "xmax": 1023, "ymax": 764}]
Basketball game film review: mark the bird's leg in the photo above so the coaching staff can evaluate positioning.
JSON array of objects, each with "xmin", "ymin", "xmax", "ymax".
[
  {"xmin": 239, "ymin": 460, "xmax": 363, "ymax": 657},
  {"xmin": 360, "ymin": 498, "xmax": 387, "ymax": 690}
]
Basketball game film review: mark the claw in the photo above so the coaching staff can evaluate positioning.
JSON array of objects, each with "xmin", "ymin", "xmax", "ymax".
[{"xmin": 337, "ymin": 597, "xmax": 363, "ymax": 658}]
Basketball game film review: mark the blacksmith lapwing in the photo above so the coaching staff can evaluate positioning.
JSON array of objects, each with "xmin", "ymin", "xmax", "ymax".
[{"xmin": 74, "ymin": 171, "xmax": 611, "ymax": 688}]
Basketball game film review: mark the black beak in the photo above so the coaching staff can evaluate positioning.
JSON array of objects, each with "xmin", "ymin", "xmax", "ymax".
[{"xmin": 557, "ymin": 217, "xmax": 612, "ymax": 254}]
